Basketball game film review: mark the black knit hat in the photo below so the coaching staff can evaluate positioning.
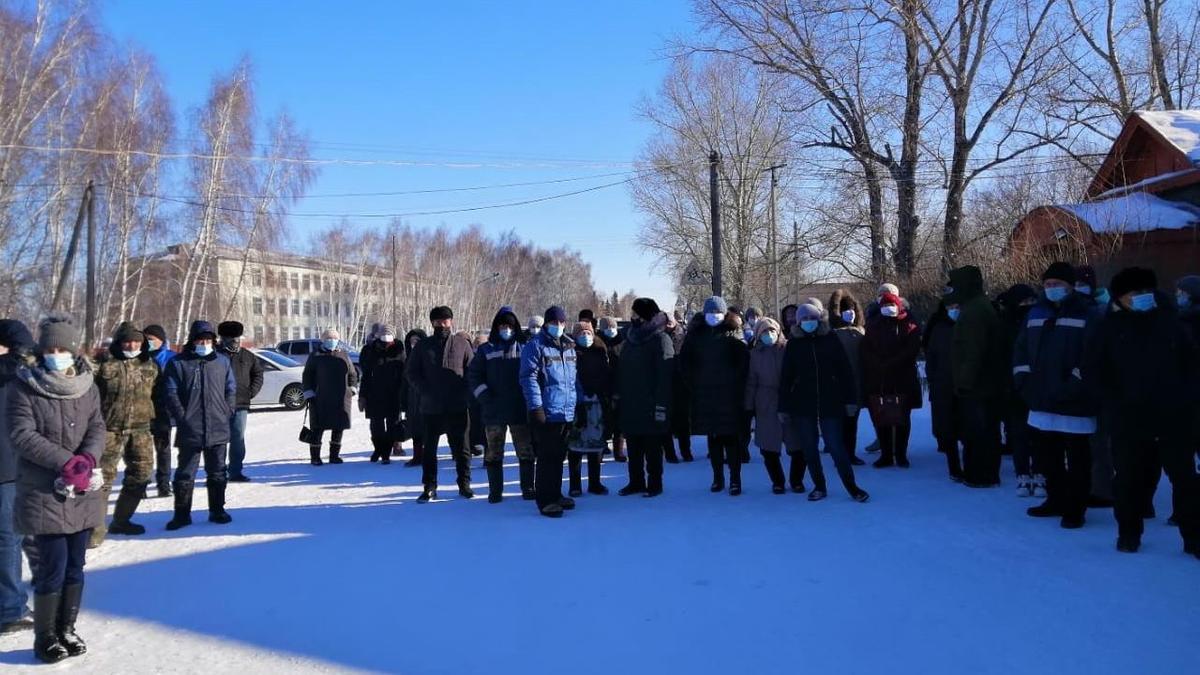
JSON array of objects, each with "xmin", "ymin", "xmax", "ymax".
[
  {"xmin": 430, "ymin": 306, "xmax": 453, "ymax": 322},
  {"xmin": 1074, "ymin": 264, "xmax": 1097, "ymax": 289},
  {"xmin": 37, "ymin": 313, "xmax": 79, "ymax": 353},
  {"xmin": 578, "ymin": 309, "xmax": 595, "ymax": 322},
  {"xmin": 544, "ymin": 306, "xmax": 567, "ymax": 323},
  {"xmin": 217, "ymin": 321, "xmax": 244, "ymax": 338},
  {"xmin": 0, "ymin": 319, "xmax": 34, "ymax": 352},
  {"xmin": 143, "ymin": 324, "xmax": 168, "ymax": 343},
  {"xmin": 1110, "ymin": 267, "xmax": 1158, "ymax": 300},
  {"xmin": 1042, "ymin": 261, "xmax": 1077, "ymax": 285},
  {"xmin": 631, "ymin": 297, "xmax": 660, "ymax": 321}
]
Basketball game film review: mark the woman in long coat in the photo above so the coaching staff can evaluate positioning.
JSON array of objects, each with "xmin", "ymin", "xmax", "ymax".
[
  {"xmin": 744, "ymin": 317, "xmax": 801, "ymax": 493},
  {"xmin": 302, "ymin": 329, "xmax": 358, "ymax": 466},
  {"xmin": 860, "ymin": 291, "xmax": 923, "ymax": 469}
]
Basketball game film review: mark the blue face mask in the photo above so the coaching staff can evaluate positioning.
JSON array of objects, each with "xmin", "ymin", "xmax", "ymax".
[
  {"xmin": 759, "ymin": 331, "xmax": 776, "ymax": 346},
  {"xmin": 1130, "ymin": 293, "xmax": 1156, "ymax": 312},
  {"xmin": 1044, "ymin": 286, "xmax": 1070, "ymax": 303},
  {"xmin": 1179, "ymin": 291, "xmax": 1192, "ymax": 309},
  {"xmin": 705, "ymin": 312, "xmax": 724, "ymax": 327},
  {"xmin": 800, "ymin": 320, "xmax": 819, "ymax": 334},
  {"xmin": 44, "ymin": 353, "xmax": 74, "ymax": 372},
  {"xmin": 545, "ymin": 324, "xmax": 563, "ymax": 339},
  {"xmin": 947, "ymin": 308, "xmax": 961, "ymax": 322},
  {"xmin": 498, "ymin": 328, "xmax": 514, "ymax": 341},
  {"xmin": 576, "ymin": 334, "xmax": 593, "ymax": 348},
  {"xmin": 1075, "ymin": 284, "xmax": 1092, "ymax": 296},
  {"xmin": 194, "ymin": 344, "xmax": 213, "ymax": 357},
  {"xmin": 602, "ymin": 328, "xmax": 618, "ymax": 339},
  {"xmin": 322, "ymin": 339, "xmax": 339, "ymax": 351}
]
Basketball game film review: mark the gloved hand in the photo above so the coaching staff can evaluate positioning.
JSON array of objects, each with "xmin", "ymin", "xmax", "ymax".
[
  {"xmin": 60, "ymin": 454, "xmax": 96, "ymax": 494},
  {"xmin": 528, "ymin": 407, "xmax": 547, "ymax": 426}
]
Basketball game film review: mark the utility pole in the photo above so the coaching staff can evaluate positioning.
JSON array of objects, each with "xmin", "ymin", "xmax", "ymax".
[
  {"xmin": 85, "ymin": 180, "xmax": 97, "ymax": 348},
  {"xmin": 52, "ymin": 181, "xmax": 93, "ymax": 312},
  {"xmin": 709, "ymin": 150, "xmax": 722, "ymax": 297},
  {"xmin": 792, "ymin": 219, "xmax": 800, "ymax": 306},
  {"xmin": 390, "ymin": 233, "xmax": 398, "ymax": 328},
  {"xmin": 763, "ymin": 162, "xmax": 786, "ymax": 320}
]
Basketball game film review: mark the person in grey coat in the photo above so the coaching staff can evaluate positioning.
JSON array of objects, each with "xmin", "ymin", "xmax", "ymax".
[
  {"xmin": 302, "ymin": 328, "xmax": 358, "ymax": 466},
  {"xmin": 6, "ymin": 314, "xmax": 105, "ymax": 663},
  {"xmin": 745, "ymin": 317, "xmax": 800, "ymax": 492}
]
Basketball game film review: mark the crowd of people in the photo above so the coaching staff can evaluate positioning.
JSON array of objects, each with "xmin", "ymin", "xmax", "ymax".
[{"xmin": 0, "ymin": 262, "xmax": 1198, "ymax": 662}]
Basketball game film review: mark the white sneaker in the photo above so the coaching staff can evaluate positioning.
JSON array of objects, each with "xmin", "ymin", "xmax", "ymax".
[
  {"xmin": 1016, "ymin": 475, "xmax": 1033, "ymax": 498},
  {"xmin": 1031, "ymin": 474, "xmax": 1048, "ymax": 499}
]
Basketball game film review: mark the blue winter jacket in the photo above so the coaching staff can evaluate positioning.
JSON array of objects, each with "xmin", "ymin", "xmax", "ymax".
[
  {"xmin": 519, "ymin": 331, "xmax": 578, "ymax": 423},
  {"xmin": 467, "ymin": 338, "xmax": 527, "ymax": 426},
  {"xmin": 1012, "ymin": 292, "xmax": 1101, "ymax": 418},
  {"xmin": 165, "ymin": 349, "xmax": 237, "ymax": 448}
]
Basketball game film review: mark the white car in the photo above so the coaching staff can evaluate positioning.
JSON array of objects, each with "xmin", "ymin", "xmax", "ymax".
[{"xmin": 251, "ymin": 349, "xmax": 306, "ymax": 411}]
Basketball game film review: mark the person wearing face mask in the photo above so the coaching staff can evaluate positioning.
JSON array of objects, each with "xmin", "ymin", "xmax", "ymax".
[
  {"xmin": 680, "ymin": 296, "xmax": 749, "ymax": 495},
  {"xmin": 163, "ymin": 321, "xmax": 236, "ymax": 531},
  {"xmin": 401, "ymin": 329, "xmax": 428, "ymax": 468},
  {"xmin": 778, "ymin": 303, "xmax": 869, "ymax": 502},
  {"xmin": 994, "ymin": 284, "xmax": 1040, "ymax": 496},
  {"xmin": 7, "ymin": 314, "xmax": 105, "ymax": 663},
  {"xmin": 301, "ymin": 329, "xmax": 358, "ymax": 468},
  {"xmin": 745, "ymin": 317, "xmax": 799, "ymax": 493},
  {"xmin": 520, "ymin": 306, "xmax": 579, "ymax": 517},
  {"xmin": 1087, "ymin": 267, "xmax": 1200, "ymax": 557},
  {"xmin": 614, "ymin": 298, "xmax": 675, "ymax": 497},
  {"xmin": 523, "ymin": 315, "xmax": 544, "ymax": 343},
  {"xmin": 568, "ymin": 322, "xmax": 610, "ymax": 497},
  {"xmin": 90, "ymin": 322, "xmax": 159, "ymax": 547},
  {"xmin": 359, "ymin": 323, "xmax": 407, "ymax": 466},
  {"xmin": 0, "ymin": 319, "xmax": 36, "ymax": 635},
  {"xmin": 408, "ymin": 307, "xmax": 476, "ymax": 503},
  {"xmin": 780, "ymin": 304, "xmax": 799, "ymax": 335},
  {"xmin": 924, "ymin": 302, "xmax": 963, "ymax": 481},
  {"xmin": 142, "ymin": 324, "xmax": 177, "ymax": 498},
  {"xmin": 1012, "ymin": 263, "xmax": 1101, "ymax": 530},
  {"xmin": 1073, "ymin": 264, "xmax": 1110, "ymax": 309},
  {"xmin": 597, "ymin": 316, "xmax": 628, "ymax": 462},
  {"xmin": 216, "ymin": 322, "xmax": 262, "ymax": 483},
  {"xmin": 1175, "ymin": 275, "xmax": 1200, "ymax": 499},
  {"xmin": 467, "ymin": 308, "xmax": 534, "ymax": 502},
  {"xmin": 943, "ymin": 265, "xmax": 1006, "ymax": 488},
  {"xmin": 861, "ymin": 291, "xmax": 923, "ymax": 471},
  {"xmin": 743, "ymin": 307, "xmax": 761, "ymax": 343},
  {"xmin": 829, "ymin": 289, "xmax": 867, "ymax": 467}
]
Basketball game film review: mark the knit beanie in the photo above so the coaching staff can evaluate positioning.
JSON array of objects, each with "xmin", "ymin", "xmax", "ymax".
[
  {"xmin": 527, "ymin": 315, "xmax": 544, "ymax": 330},
  {"xmin": 878, "ymin": 283, "xmax": 900, "ymax": 297},
  {"xmin": 377, "ymin": 324, "xmax": 395, "ymax": 336},
  {"xmin": 1110, "ymin": 267, "xmax": 1158, "ymax": 299},
  {"xmin": 430, "ymin": 306, "xmax": 453, "ymax": 322},
  {"xmin": 1042, "ymin": 261, "xmax": 1077, "ymax": 285},
  {"xmin": 1075, "ymin": 265, "xmax": 1098, "ymax": 289},
  {"xmin": 632, "ymin": 298, "xmax": 660, "ymax": 321},
  {"xmin": 37, "ymin": 313, "xmax": 80, "ymax": 353},
  {"xmin": 143, "ymin": 324, "xmax": 168, "ymax": 344},
  {"xmin": 879, "ymin": 292, "xmax": 903, "ymax": 308},
  {"xmin": 703, "ymin": 296, "xmax": 728, "ymax": 314},
  {"xmin": 797, "ymin": 303, "xmax": 823, "ymax": 320},
  {"xmin": 544, "ymin": 306, "xmax": 567, "ymax": 323},
  {"xmin": 0, "ymin": 319, "xmax": 34, "ymax": 352}
]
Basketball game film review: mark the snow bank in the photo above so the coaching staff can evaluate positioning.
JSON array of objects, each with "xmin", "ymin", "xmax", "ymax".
[
  {"xmin": 1137, "ymin": 110, "xmax": 1200, "ymax": 165},
  {"xmin": 1059, "ymin": 192, "xmax": 1200, "ymax": 234}
]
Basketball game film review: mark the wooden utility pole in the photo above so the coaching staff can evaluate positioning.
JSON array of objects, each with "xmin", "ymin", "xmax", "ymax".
[
  {"xmin": 51, "ymin": 181, "xmax": 93, "ymax": 312},
  {"xmin": 85, "ymin": 180, "xmax": 97, "ymax": 348},
  {"xmin": 764, "ymin": 162, "xmax": 786, "ymax": 320},
  {"xmin": 709, "ymin": 150, "xmax": 722, "ymax": 297},
  {"xmin": 391, "ymin": 233, "xmax": 398, "ymax": 328}
]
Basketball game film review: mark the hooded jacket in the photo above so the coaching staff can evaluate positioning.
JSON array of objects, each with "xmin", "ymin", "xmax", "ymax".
[
  {"xmin": 95, "ymin": 341, "xmax": 159, "ymax": 432},
  {"xmin": 467, "ymin": 310, "xmax": 528, "ymax": 426},
  {"xmin": 923, "ymin": 305, "xmax": 957, "ymax": 439},
  {"xmin": 779, "ymin": 318, "xmax": 855, "ymax": 418},
  {"xmin": 519, "ymin": 329, "xmax": 578, "ymax": 423},
  {"xmin": 679, "ymin": 316, "xmax": 749, "ymax": 436},
  {"xmin": 575, "ymin": 336, "xmax": 611, "ymax": 400},
  {"xmin": 616, "ymin": 312, "xmax": 674, "ymax": 436},
  {"xmin": 408, "ymin": 327, "xmax": 475, "ymax": 415},
  {"xmin": 359, "ymin": 338, "xmax": 407, "ymax": 420},
  {"xmin": 945, "ymin": 265, "xmax": 1005, "ymax": 399},
  {"xmin": 164, "ymin": 322, "xmax": 237, "ymax": 448},
  {"xmin": 745, "ymin": 318, "xmax": 788, "ymax": 452}
]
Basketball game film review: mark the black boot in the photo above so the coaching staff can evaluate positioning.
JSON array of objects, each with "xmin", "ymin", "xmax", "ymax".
[
  {"xmin": 33, "ymin": 593, "xmax": 68, "ymax": 663},
  {"xmin": 456, "ymin": 457, "xmax": 474, "ymax": 498},
  {"xmin": 764, "ymin": 453, "xmax": 786, "ymax": 494},
  {"xmin": 873, "ymin": 448, "xmax": 895, "ymax": 468},
  {"xmin": 416, "ymin": 485, "xmax": 437, "ymax": 503},
  {"xmin": 518, "ymin": 460, "xmax": 536, "ymax": 500},
  {"xmin": 679, "ymin": 436, "xmax": 694, "ymax": 462},
  {"xmin": 309, "ymin": 445, "xmax": 323, "ymax": 466},
  {"xmin": 457, "ymin": 478, "xmax": 475, "ymax": 499},
  {"xmin": 57, "ymin": 583, "xmax": 86, "ymax": 657},
  {"xmin": 586, "ymin": 452, "xmax": 608, "ymax": 495},
  {"xmin": 568, "ymin": 453, "xmax": 584, "ymax": 497},
  {"xmin": 709, "ymin": 457, "xmax": 725, "ymax": 493},
  {"xmin": 789, "ymin": 454, "xmax": 807, "ymax": 493},
  {"xmin": 486, "ymin": 462, "xmax": 505, "ymax": 503},
  {"xmin": 369, "ymin": 439, "xmax": 382, "ymax": 463},
  {"xmin": 664, "ymin": 438, "xmax": 680, "ymax": 464},
  {"xmin": 165, "ymin": 480, "xmax": 194, "ymax": 531},
  {"xmin": 380, "ymin": 440, "xmax": 391, "ymax": 465},
  {"xmin": 207, "ymin": 480, "xmax": 232, "ymax": 524},
  {"xmin": 329, "ymin": 443, "xmax": 344, "ymax": 464},
  {"xmin": 108, "ymin": 486, "xmax": 146, "ymax": 536},
  {"xmin": 157, "ymin": 480, "xmax": 172, "ymax": 498}
]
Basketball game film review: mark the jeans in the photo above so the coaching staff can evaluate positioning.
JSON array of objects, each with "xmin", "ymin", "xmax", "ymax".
[
  {"xmin": 532, "ymin": 422, "xmax": 569, "ymax": 508},
  {"xmin": 228, "ymin": 410, "xmax": 249, "ymax": 478},
  {"xmin": 0, "ymin": 482, "xmax": 27, "ymax": 622},
  {"xmin": 421, "ymin": 412, "xmax": 470, "ymax": 488},
  {"xmin": 32, "ymin": 529, "xmax": 89, "ymax": 595},
  {"xmin": 789, "ymin": 415, "xmax": 859, "ymax": 495},
  {"xmin": 175, "ymin": 444, "xmax": 228, "ymax": 485}
]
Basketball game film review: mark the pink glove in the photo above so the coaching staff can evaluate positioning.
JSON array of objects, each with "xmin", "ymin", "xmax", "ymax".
[{"xmin": 61, "ymin": 454, "xmax": 96, "ymax": 493}]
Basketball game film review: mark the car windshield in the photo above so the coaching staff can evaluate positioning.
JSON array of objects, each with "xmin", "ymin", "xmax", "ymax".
[{"xmin": 255, "ymin": 349, "xmax": 301, "ymax": 368}]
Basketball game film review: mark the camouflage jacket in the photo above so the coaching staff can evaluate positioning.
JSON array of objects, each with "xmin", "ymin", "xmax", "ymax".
[{"xmin": 95, "ymin": 350, "xmax": 158, "ymax": 431}]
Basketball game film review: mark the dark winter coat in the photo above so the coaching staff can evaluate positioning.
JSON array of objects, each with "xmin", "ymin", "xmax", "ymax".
[
  {"xmin": 7, "ymin": 360, "xmax": 105, "ymax": 536},
  {"xmin": 1087, "ymin": 293, "xmax": 1200, "ymax": 440},
  {"xmin": 149, "ymin": 346, "xmax": 177, "ymax": 432},
  {"xmin": 519, "ymin": 331, "xmax": 578, "ymax": 423},
  {"xmin": 403, "ymin": 330, "xmax": 427, "ymax": 438},
  {"xmin": 997, "ymin": 301, "xmax": 1033, "ymax": 408},
  {"xmin": 407, "ymin": 330, "xmax": 474, "ymax": 415},
  {"xmin": 779, "ymin": 321, "xmax": 855, "ymax": 418},
  {"xmin": 219, "ymin": 346, "xmax": 264, "ymax": 410},
  {"xmin": 95, "ymin": 346, "xmax": 159, "ymax": 431},
  {"xmin": 466, "ymin": 332, "xmax": 527, "ymax": 427},
  {"xmin": 359, "ymin": 339, "xmax": 406, "ymax": 420},
  {"xmin": 861, "ymin": 313, "xmax": 923, "ymax": 410},
  {"xmin": 666, "ymin": 323, "xmax": 690, "ymax": 436},
  {"xmin": 165, "ymin": 349, "xmax": 237, "ymax": 449},
  {"xmin": 0, "ymin": 353, "xmax": 33, "ymax": 484},
  {"xmin": 923, "ymin": 307, "xmax": 957, "ymax": 439},
  {"xmin": 302, "ymin": 347, "xmax": 358, "ymax": 432},
  {"xmin": 575, "ymin": 339, "xmax": 611, "ymax": 399},
  {"xmin": 1179, "ymin": 305, "xmax": 1200, "ymax": 347},
  {"xmin": 679, "ymin": 318, "xmax": 749, "ymax": 435},
  {"xmin": 946, "ymin": 266, "xmax": 1005, "ymax": 399},
  {"xmin": 1012, "ymin": 292, "xmax": 1101, "ymax": 418},
  {"xmin": 616, "ymin": 313, "xmax": 674, "ymax": 436}
]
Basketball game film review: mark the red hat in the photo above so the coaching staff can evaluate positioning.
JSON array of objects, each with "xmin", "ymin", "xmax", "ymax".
[{"xmin": 879, "ymin": 291, "xmax": 902, "ymax": 307}]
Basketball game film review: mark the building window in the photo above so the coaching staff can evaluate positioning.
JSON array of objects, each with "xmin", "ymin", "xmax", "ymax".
[
  {"xmin": 251, "ymin": 268, "xmax": 263, "ymax": 287},
  {"xmin": 252, "ymin": 297, "xmax": 263, "ymax": 315},
  {"xmin": 277, "ymin": 298, "xmax": 286, "ymax": 315},
  {"xmin": 303, "ymin": 274, "xmax": 311, "ymax": 291},
  {"xmin": 254, "ymin": 325, "xmax": 265, "ymax": 343},
  {"xmin": 303, "ymin": 300, "xmax": 312, "ymax": 316},
  {"xmin": 290, "ymin": 273, "xmax": 299, "ymax": 290},
  {"xmin": 291, "ymin": 299, "xmax": 300, "ymax": 315},
  {"xmin": 322, "ymin": 276, "xmax": 330, "ymax": 292}
]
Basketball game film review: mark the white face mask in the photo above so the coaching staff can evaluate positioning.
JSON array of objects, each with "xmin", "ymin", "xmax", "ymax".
[
  {"xmin": 194, "ymin": 344, "xmax": 214, "ymax": 357},
  {"xmin": 122, "ymin": 350, "xmax": 141, "ymax": 359},
  {"xmin": 147, "ymin": 339, "xmax": 162, "ymax": 352},
  {"xmin": 602, "ymin": 328, "xmax": 618, "ymax": 339},
  {"xmin": 705, "ymin": 312, "xmax": 724, "ymax": 327},
  {"xmin": 44, "ymin": 353, "xmax": 74, "ymax": 372},
  {"xmin": 880, "ymin": 305, "xmax": 900, "ymax": 318},
  {"xmin": 380, "ymin": 334, "xmax": 395, "ymax": 343}
]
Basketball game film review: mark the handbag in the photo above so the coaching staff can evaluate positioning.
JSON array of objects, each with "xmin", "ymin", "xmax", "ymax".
[
  {"xmin": 868, "ymin": 394, "xmax": 906, "ymax": 427},
  {"xmin": 298, "ymin": 407, "xmax": 315, "ymax": 445}
]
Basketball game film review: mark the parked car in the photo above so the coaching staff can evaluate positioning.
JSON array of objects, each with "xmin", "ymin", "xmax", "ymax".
[
  {"xmin": 274, "ymin": 339, "xmax": 362, "ymax": 379},
  {"xmin": 251, "ymin": 349, "xmax": 306, "ymax": 411}
]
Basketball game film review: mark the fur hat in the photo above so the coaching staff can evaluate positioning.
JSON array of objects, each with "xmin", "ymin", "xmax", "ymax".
[
  {"xmin": 1042, "ymin": 261, "xmax": 1077, "ymax": 285},
  {"xmin": 1110, "ymin": 267, "xmax": 1158, "ymax": 299},
  {"xmin": 113, "ymin": 321, "xmax": 144, "ymax": 344},
  {"xmin": 429, "ymin": 306, "xmax": 453, "ymax": 322},
  {"xmin": 217, "ymin": 321, "xmax": 244, "ymax": 338},
  {"xmin": 38, "ymin": 313, "xmax": 80, "ymax": 353},
  {"xmin": 573, "ymin": 321, "xmax": 594, "ymax": 336},
  {"xmin": 753, "ymin": 316, "xmax": 784, "ymax": 344},
  {"xmin": 632, "ymin": 298, "xmax": 660, "ymax": 322}
]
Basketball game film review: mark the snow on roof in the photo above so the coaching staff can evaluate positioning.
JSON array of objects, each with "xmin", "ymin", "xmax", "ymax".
[
  {"xmin": 1058, "ymin": 192, "xmax": 1200, "ymax": 234},
  {"xmin": 1136, "ymin": 110, "xmax": 1200, "ymax": 165},
  {"xmin": 1092, "ymin": 168, "xmax": 1199, "ymax": 199}
]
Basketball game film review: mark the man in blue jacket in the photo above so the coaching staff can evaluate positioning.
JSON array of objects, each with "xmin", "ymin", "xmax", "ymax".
[
  {"xmin": 163, "ymin": 321, "xmax": 236, "ymax": 530},
  {"xmin": 519, "ymin": 306, "xmax": 578, "ymax": 518},
  {"xmin": 143, "ymin": 324, "xmax": 177, "ymax": 497},
  {"xmin": 467, "ymin": 307, "xmax": 533, "ymax": 503}
]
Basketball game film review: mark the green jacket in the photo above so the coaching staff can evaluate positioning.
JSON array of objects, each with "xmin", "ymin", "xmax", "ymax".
[
  {"xmin": 946, "ymin": 265, "xmax": 1005, "ymax": 399},
  {"xmin": 95, "ymin": 349, "xmax": 159, "ymax": 432}
]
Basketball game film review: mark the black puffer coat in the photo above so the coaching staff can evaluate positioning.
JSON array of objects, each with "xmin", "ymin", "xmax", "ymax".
[
  {"xmin": 1012, "ymin": 292, "xmax": 1101, "ymax": 417},
  {"xmin": 302, "ymin": 347, "xmax": 358, "ymax": 432},
  {"xmin": 923, "ymin": 306, "xmax": 957, "ymax": 439},
  {"xmin": 616, "ymin": 313, "xmax": 674, "ymax": 436},
  {"xmin": 679, "ymin": 317, "xmax": 748, "ymax": 436},
  {"xmin": 359, "ymin": 339, "xmax": 406, "ymax": 420},
  {"xmin": 779, "ymin": 320, "xmax": 855, "ymax": 418},
  {"xmin": 403, "ymin": 330, "xmax": 427, "ymax": 438}
]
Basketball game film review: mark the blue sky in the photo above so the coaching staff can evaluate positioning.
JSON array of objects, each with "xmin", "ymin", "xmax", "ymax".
[{"xmin": 100, "ymin": 0, "xmax": 693, "ymax": 309}]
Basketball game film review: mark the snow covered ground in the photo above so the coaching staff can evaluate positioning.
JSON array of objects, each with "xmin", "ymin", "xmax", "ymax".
[{"xmin": 2, "ymin": 404, "xmax": 1197, "ymax": 674}]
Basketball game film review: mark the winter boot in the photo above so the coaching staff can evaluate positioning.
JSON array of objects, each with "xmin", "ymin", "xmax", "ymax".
[
  {"xmin": 309, "ymin": 445, "xmax": 323, "ymax": 466},
  {"xmin": 1026, "ymin": 500, "xmax": 1062, "ymax": 518},
  {"xmin": 156, "ymin": 480, "xmax": 172, "ymax": 498},
  {"xmin": 329, "ymin": 443, "xmax": 344, "ymax": 465},
  {"xmin": 1116, "ymin": 536, "xmax": 1140, "ymax": 553},
  {"xmin": 404, "ymin": 441, "xmax": 423, "ymax": 467},
  {"xmin": 568, "ymin": 453, "xmax": 584, "ymax": 497},
  {"xmin": 33, "ymin": 593, "xmax": 68, "ymax": 664},
  {"xmin": 728, "ymin": 454, "xmax": 743, "ymax": 496},
  {"xmin": 664, "ymin": 438, "xmax": 680, "ymax": 464},
  {"xmin": 518, "ymin": 460, "xmax": 537, "ymax": 500},
  {"xmin": 417, "ymin": 485, "xmax": 437, "ymax": 503},
  {"xmin": 457, "ymin": 478, "xmax": 475, "ymax": 499},
  {"xmin": 764, "ymin": 453, "xmax": 786, "ymax": 494},
  {"xmin": 873, "ymin": 448, "xmax": 895, "ymax": 468},
  {"xmin": 207, "ymin": 480, "xmax": 232, "ymax": 524},
  {"xmin": 680, "ymin": 439, "xmax": 694, "ymax": 463},
  {"xmin": 56, "ymin": 583, "xmax": 86, "ymax": 657},
  {"xmin": 108, "ymin": 486, "xmax": 146, "ymax": 536},
  {"xmin": 613, "ymin": 435, "xmax": 627, "ymax": 463},
  {"xmin": 895, "ymin": 441, "xmax": 910, "ymax": 468},
  {"xmin": 486, "ymin": 462, "xmax": 505, "ymax": 503},
  {"xmin": 586, "ymin": 452, "xmax": 608, "ymax": 495},
  {"xmin": 455, "ymin": 457, "xmax": 473, "ymax": 498},
  {"xmin": 851, "ymin": 488, "xmax": 871, "ymax": 503},
  {"xmin": 165, "ymin": 480, "xmax": 194, "ymax": 531},
  {"xmin": 392, "ymin": 442, "xmax": 407, "ymax": 458},
  {"xmin": 789, "ymin": 454, "xmax": 807, "ymax": 493},
  {"xmin": 369, "ymin": 439, "xmax": 382, "ymax": 463},
  {"xmin": 709, "ymin": 457, "xmax": 725, "ymax": 493}
]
